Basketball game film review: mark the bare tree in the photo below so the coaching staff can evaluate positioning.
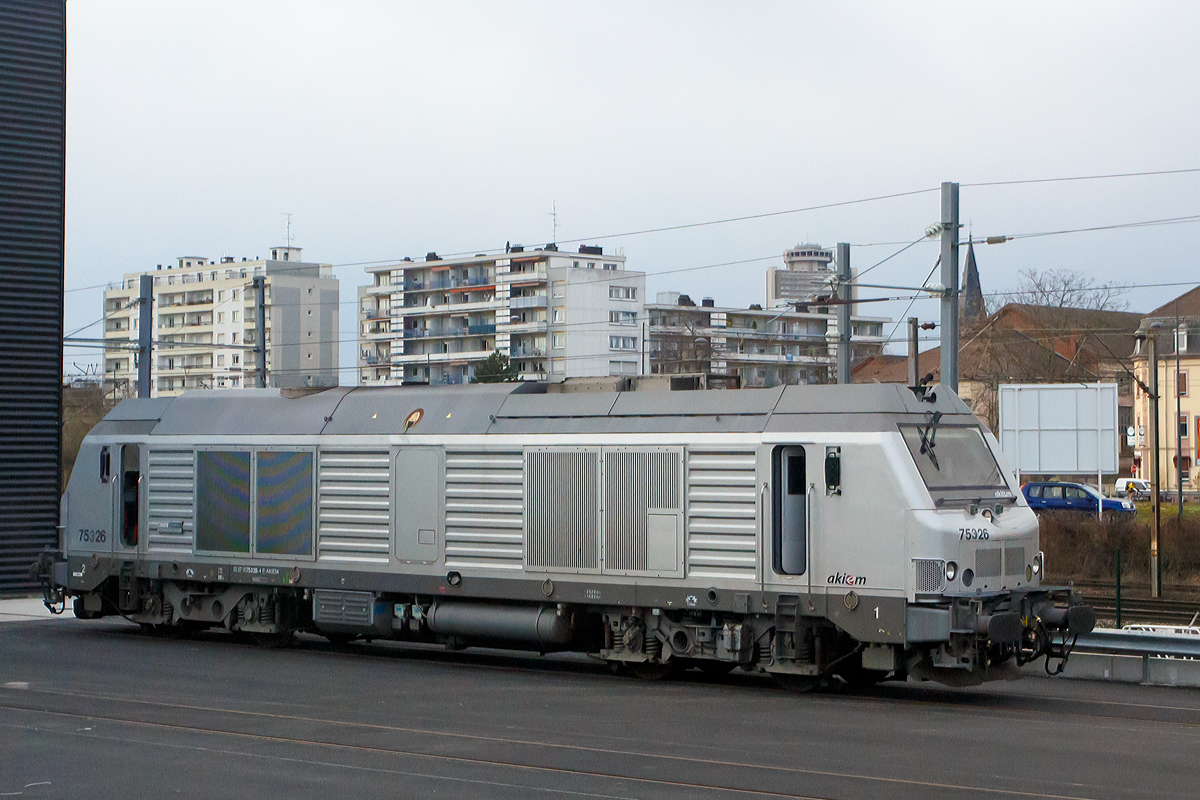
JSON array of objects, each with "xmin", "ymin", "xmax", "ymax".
[{"xmin": 1012, "ymin": 268, "xmax": 1129, "ymax": 312}]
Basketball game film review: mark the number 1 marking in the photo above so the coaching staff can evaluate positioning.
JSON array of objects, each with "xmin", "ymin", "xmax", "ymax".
[{"xmin": 874, "ymin": 606, "xmax": 879, "ymax": 619}]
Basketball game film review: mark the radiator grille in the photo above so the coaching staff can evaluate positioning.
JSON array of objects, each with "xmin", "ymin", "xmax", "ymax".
[
  {"xmin": 913, "ymin": 559, "xmax": 946, "ymax": 593},
  {"xmin": 975, "ymin": 547, "xmax": 1002, "ymax": 578},
  {"xmin": 313, "ymin": 589, "xmax": 372, "ymax": 626},
  {"xmin": 603, "ymin": 449, "xmax": 682, "ymax": 572},
  {"xmin": 445, "ymin": 449, "xmax": 524, "ymax": 570},
  {"xmin": 316, "ymin": 450, "xmax": 390, "ymax": 564},
  {"xmin": 146, "ymin": 449, "xmax": 195, "ymax": 554},
  {"xmin": 686, "ymin": 449, "xmax": 758, "ymax": 580},
  {"xmin": 1004, "ymin": 546, "xmax": 1026, "ymax": 576},
  {"xmin": 527, "ymin": 449, "xmax": 598, "ymax": 570}
]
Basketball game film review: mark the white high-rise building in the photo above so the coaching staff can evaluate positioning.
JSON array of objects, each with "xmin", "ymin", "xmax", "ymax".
[
  {"xmin": 102, "ymin": 247, "xmax": 339, "ymax": 397},
  {"xmin": 766, "ymin": 244, "xmax": 836, "ymax": 307},
  {"xmin": 359, "ymin": 245, "xmax": 646, "ymax": 385}
]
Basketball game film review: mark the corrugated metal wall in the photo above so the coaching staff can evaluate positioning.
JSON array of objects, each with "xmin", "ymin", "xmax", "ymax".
[{"xmin": 0, "ymin": 1, "xmax": 66, "ymax": 593}]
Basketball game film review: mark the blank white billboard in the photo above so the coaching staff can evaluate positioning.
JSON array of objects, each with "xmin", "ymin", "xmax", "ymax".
[{"xmin": 998, "ymin": 383, "xmax": 1119, "ymax": 475}]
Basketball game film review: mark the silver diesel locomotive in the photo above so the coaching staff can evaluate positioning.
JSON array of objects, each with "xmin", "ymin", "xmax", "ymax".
[{"xmin": 38, "ymin": 381, "xmax": 1093, "ymax": 688}]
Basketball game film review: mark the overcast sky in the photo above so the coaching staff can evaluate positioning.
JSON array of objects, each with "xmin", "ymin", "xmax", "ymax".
[{"xmin": 62, "ymin": 1, "xmax": 1200, "ymax": 381}]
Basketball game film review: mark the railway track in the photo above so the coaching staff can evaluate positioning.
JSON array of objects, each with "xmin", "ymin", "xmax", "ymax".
[{"xmin": 1055, "ymin": 579, "xmax": 1200, "ymax": 626}]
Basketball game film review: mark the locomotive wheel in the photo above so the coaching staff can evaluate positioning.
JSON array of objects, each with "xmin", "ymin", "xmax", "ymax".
[
  {"xmin": 322, "ymin": 632, "xmax": 357, "ymax": 646},
  {"xmin": 252, "ymin": 631, "xmax": 295, "ymax": 649},
  {"xmin": 626, "ymin": 662, "xmax": 675, "ymax": 681},
  {"xmin": 696, "ymin": 661, "xmax": 736, "ymax": 677},
  {"xmin": 837, "ymin": 666, "xmax": 890, "ymax": 690},
  {"xmin": 772, "ymin": 673, "xmax": 821, "ymax": 693}
]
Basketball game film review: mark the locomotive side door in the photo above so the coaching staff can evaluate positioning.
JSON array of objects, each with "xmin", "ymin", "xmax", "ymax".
[
  {"xmin": 771, "ymin": 446, "xmax": 808, "ymax": 577},
  {"xmin": 112, "ymin": 444, "xmax": 143, "ymax": 553}
]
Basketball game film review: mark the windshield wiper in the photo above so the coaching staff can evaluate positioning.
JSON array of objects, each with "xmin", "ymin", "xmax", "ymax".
[{"xmin": 918, "ymin": 411, "xmax": 942, "ymax": 470}]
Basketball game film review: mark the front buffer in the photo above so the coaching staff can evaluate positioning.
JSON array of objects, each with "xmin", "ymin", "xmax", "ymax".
[{"xmin": 905, "ymin": 587, "xmax": 1096, "ymax": 686}]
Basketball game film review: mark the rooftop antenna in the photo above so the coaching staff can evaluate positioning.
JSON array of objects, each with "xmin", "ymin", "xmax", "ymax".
[
  {"xmin": 549, "ymin": 201, "xmax": 558, "ymax": 244},
  {"xmin": 283, "ymin": 212, "xmax": 294, "ymax": 248}
]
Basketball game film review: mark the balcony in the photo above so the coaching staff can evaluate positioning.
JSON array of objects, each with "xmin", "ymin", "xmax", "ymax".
[
  {"xmin": 510, "ymin": 295, "xmax": 548, "ymax": 309},
  {"xmin": 511, "ymin": 347, "xmax": 544, "ymax": 358},
  {"xmin": 466, "ymin": 323, "xmax": 496, "ymax": 336},
  {"xmin": 364, "ymin": 308, "xmax": 387, "ymax": 320},
  {"xmin": 498, "ymin": 270, "xmax": 546, "ymax": 284}
]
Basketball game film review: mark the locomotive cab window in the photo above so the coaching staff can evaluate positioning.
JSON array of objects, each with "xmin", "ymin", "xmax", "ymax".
[
  {"xmin": 899, "ymin": 422, "xmax": 1013, "ymax": 504},
  {"xmin": 772, "ymin": 446, "xmax": 807, "ymax": 576},
  {"xmin": 119, "ymin": 445, "xmax": 141, "ymax": 548}
]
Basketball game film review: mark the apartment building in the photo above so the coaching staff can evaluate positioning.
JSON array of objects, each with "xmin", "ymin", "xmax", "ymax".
[
  {"xmin": 102, "ymin": 247, "xmax": 339, "ymax": 397},
  {"xmin": 358, "ymin": 245, "xmax": 646, "ymax": 385},
  {"xmin": 648, "ymin": 294, "xmax": 888, "ymax": 387},
  {"xmin": 1132, "ymin": 286, "xmax": 1200, "ymax": 490}
]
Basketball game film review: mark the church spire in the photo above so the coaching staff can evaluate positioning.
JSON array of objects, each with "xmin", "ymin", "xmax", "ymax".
[{"xmin": 961, "ymin": 236, "xmax": 984, "ymax": 320}]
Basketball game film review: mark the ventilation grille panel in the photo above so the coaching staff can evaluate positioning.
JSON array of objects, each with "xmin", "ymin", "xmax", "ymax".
[
  {"xmin": 975, "ymin": 548, "xmax": 1002, "ymax": 578},
  {"xmin": 686, "ymin": 449, "xmax": 758, "ymax": 580},
  {"xmin": 604, "ymin": 449, "xmax": 682, "ymax": 573},
  {"xmin": 1004, "ymin": 546, "xmax": 1026, "ymax": 577},
  {"xmin": 527, "ymin": 449, "xmax": 598, "ymax": 570},
  {"xmin": 146, "ymin": 449, "xmax": 195, "ymax": 554},
  {"xmin": 313, "ymin": 589, "xmax": 373, "ymax": 626},
  {"xmin": 445, "ymin": 450, "xmax": 524, "ymax": 570},
  {"xmin": 913, "ymin": 559, "xmax": 946, "ymax": 593},
  {"xmin": 317, "ymin": 450, "xmax": 390, "ymax": 564}
]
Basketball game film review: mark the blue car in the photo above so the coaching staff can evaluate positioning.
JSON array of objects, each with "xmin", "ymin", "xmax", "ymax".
[{"xmin": 1021, "ymin": 482, "xmax": 1135, "ymax": 518}]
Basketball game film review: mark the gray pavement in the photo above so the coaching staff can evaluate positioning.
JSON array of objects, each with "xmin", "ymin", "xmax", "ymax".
[{"xmin": 1, "ymin": 605, "xmax": 1199, "ymax": 799}]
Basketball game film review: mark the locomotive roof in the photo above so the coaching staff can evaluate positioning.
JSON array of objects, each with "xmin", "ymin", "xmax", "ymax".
[{"xmin": 96, "ymin": 383, "xmax": 975, "ymax": 437}]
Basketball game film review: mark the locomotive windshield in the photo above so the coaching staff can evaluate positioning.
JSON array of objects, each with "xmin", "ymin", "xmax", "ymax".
[{"xmin": 899, "ymin": 423, "xmax": 1010, "ymax": 495}]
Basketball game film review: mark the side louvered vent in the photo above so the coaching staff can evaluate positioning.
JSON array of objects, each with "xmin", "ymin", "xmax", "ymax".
[
  {"xmin": 604, "ymin": 449, "xmax": 682, "ymax": 573},
  {"xmin": 147, "ymin": 449, "xmax": 195, "ymax": 554},
  {"xmin": 527, "ymin": 449, "xmax": 598, "ymax": 570},
  {"xmin": 975, "ymin": 548, "xmax": 1002, "ymax": 578},
  {"xmin": 313, "ymin": 589, "xmax": 373, "ymax": 626},
  {"xmin": 445, "ymin": 449, "xmax": 524, "ymax": 570},
  {"xmin": 685, "ymin": 449, "xmax": 758, "ymax": 580},
  {"xmin": 1004, "ymin": 546, "xmax": 1026, "ymax": 576},
  {"xmin": 317, "ymin": 450, "xmax": 390, "ymax": 564},
  {"xmin": 913, "ymin": 559, "xmax": 946, "ymax": 593}
]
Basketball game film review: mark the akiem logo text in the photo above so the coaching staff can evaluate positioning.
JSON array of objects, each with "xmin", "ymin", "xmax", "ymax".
[{"xmin": 827, "ymin": 572, "xmax": 867, "ymax": 586}]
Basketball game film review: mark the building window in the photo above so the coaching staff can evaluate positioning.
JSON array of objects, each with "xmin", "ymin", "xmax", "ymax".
[
  {"xmin": 609, "ymin": 360, "xmax": 636, "ymax": 375},
  {"xmin": 217, "ymin": 312, "xmax": 224, "ymax": 323},
  {"xmin": 217, "ymin": 354, "xmax": 225, "ymax": 366},
  {"xmin": 232, "ymin": 289, "xmax": 240, "ymax": 300},
  {"xmin": 1182, "ymin": 414, "xmax": 1190, "ymax": 441},
  {"xmin": 609, "ymin": 336, "xmax": 637, "ymax": 351},
  {"xmin": 232, "ymin": 310, "xmax": 239, "ymax": 322},
  {"xmin": 232, "ymin": 377, "xmax": 240, "ymax": 387},
  {"xmin": 552, "ymin": 281, "xmax": 565, "ymax": 298},
  {"xmin": 602, "ymin": 262, "xmax": 617, "ymax": 270},
  {"xmin": 217, "ymin": 333, "xmax": 225, "ymax": 344},
  {"xmin": 553, "ymin": 332, "xmax": 566, "ymax": 349},
  {"xmin": 572, "ymin": 261, "xmax": 580, "ymax": 268},
  {"xmin": 609, "ymin": 310, "xmax": 637, "ymax": 325},
  {"xmin": 609, "ymin": 286, "xmax": 636, "ymax": 300},
  {"xmin": 1179, "ymin": 371, "xmax": 1188, "ymax": 396},
  {"xmin": 552, "ymin": 358, "xmax": 565, "ymax": 374},
  {"xmin": 553, "ymin": 307, "xmax": 565, "ymax": 323}
]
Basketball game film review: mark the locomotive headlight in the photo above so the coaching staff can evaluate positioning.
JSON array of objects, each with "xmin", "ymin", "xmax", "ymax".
[
  {"xmin": 1032, "ymin": 552, "xmax": 1043, "ymax": 575},
  {"xmin": 945, "ymin": 561, "xmax": 958, "ymax": 582}
]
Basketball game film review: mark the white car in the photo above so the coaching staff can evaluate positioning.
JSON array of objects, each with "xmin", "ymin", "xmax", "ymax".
[{"xmin": 1114, "ymin": 478, "xmax": 1151, "ymax": 500}]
